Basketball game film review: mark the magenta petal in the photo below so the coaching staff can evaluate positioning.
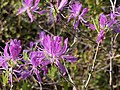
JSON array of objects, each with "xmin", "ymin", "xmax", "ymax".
[
  {"xmin": 96, "ymin": 30, "xmax": 104, "ymax": 43},
  {"xmin": 80, "ymin": 8, "xmax": 88, "ymax": 17},
  {"xmin": 88, "ymin": 24, "xmax": 96, "ymax": 30},
  {"xmin": 74, "ymin": 20, "xmax": 79, "ymax": 29},
  {"xmin": 39, "ymin": 31, "xmax": 46, "ymax": 40},
  {"xmin": 33, "ymin": 0, "xmax": 40, "ymax": 8},
  {"xmin": 42, "ymin": 67, "xmax": 48, "ymax": 76},
  {"xmin": 30, "ymin": 51, "xmax": 45, "ymax": 67},
  {"xmin": 24, "ymin": 0, "xmax": 33, "ymax": 6},
  {"xmin": 4, "ymin": 42, "xmax": 10, "ymax": 59},
  {"xmin": 59, "ymin": 38, "xmax": 68, "ymax": 55},
  {"xmin": 58, "ymin": 0, "xmax": 68, "ymax": 10},
  {"xmin": 99, "ymin": 14, "xmax": 107, "ymax": 29},
  {"xmin": 52, "ymin": 36, "xmax": 62, "ymax": 55},
  {"xmin": 27, "ymin": 10, "xmax": 34, "ymax": 22},
  {"xmin": 41, "ymin": 60, "xmax": 50, "ymax": 76},
  {"xmin": 41, "ymin": 60, "xmax": 50, "ymax": 67},
  {"xmin": 57, "ymin": 0, "xmax": 61, "ymax": 7},
  {"xmin": 39, "ymin": 31, "xmax": 46, "ymax": 45},
  {"xmin": 30, "ymin": 41, "xmax": 34, "ymax": 48},
  {"xmin": 112, "ymin": 24, "xmax": 120, "ymax": 33},
  {"xmin": 9, "ymin": 39, "xmax": 22, "ymax": 60},
  {"xmin": 31, "ymin": 0, "xmax": 40, "ymax": 11},
  {"xmin": 56, "ymin": 61, "xmax": 66, "ymax": 75},
  {"xmin": 21, "ymin": 70, "xmax": 31, "ymax": 80},
  {"xmin": 42, "ymin": 35, "xmax": 52, "ymax": 53},
  {"xmin": 84, "ymin": 23, "xmax": 96, "ymax": 30},
  {"xmin": 62, "ymin": 55, "xmax": 77, "ymax": 62},
  {"xmin": 16, "ymin": 7, "xmax": 28, "ymax": 15},
  {"xmin": 36, "ymin": 10, "xmax": 49, "ymax": 14},
  {"xmin": 70, "ymin": 2, "xmax": 82, "ymax": 18},
  {"xmin": 49, "ymin": 11, "xmax": 54, "ymax": 24}
]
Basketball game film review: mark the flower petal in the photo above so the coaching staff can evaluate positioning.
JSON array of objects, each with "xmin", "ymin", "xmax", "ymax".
[
  {"xmin": 99, "ymin": 14, "xmax": 107, "ymax": 29},
  {"xmin": 21, "ymin": 70, "xmax": 31, "ymax": 80},
  {"xmin": 96, "ymin": 30, "xmax": 104, "ymax": 43},
  {"xmin": 9, "ymin": 39, "xmax": 22, "ymax": 60},
  {"xmin": 62, "ymin": 55, "xmax": 77, "ymax": 62},
  {"xmin": 16, "ymin": 7, "xmax": 29, "ymax": 15},
  {"xmin": 58, "ymin": 38, "xmax": 68, "ymax": 55},
  {"xmin": 80, "ymin": 8, "xmax": 88, "ymax": 17},
  {"xmin": 56, "ymin": 61, "xmax": 66, "ymax": 75},
  {"xmin": 58, "ymin": 0, "xmax": 68, "ymax": 10},
  {"xmin": 4, "ymin": 42, "xmax": 10, "ymax": 59},
  {"xmin": 27, "ymin": 10, "xmax": 34, "ymax": 22}
]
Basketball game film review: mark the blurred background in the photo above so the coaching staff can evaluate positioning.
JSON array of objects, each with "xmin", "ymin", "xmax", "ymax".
[{"xmin": 0, "ymin": 0, "xmax": 120, "ymax": 90}]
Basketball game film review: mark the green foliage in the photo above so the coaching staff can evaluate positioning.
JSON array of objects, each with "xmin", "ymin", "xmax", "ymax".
[
  {"xmin": 2, "ymin": 70, "xmax": 9, "ymax": 86},
  {"xmin": 47, "ymin": 65, "xmax": 57, "ymax": 80},
  {"xmin": 1, "ymin": 0, "xmax": 120, "ymax": 90}
]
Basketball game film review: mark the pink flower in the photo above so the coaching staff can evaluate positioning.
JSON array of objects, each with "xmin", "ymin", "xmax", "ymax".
[{"xmin": 16, "ymin": 0, "xmax": 40, "ymax": 22}]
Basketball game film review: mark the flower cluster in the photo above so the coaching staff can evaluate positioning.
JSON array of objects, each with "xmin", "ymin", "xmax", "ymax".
[
  {"xmin": 95, "ymin": 7, "xmax": 120, "ymax": 44},
  {"xmin": 0, "ymin": 32, "xmax": 77, "ymax": 83},
  {"xmin": 0, "ymin": 39, "xmax": 22, "ymax": 85},
  {"xmin": 1, "ymin": 0, "xmax": 120, "ymax": 89},
  {"xmin": 16, "ymin": 0, "xmax": 95, "ymax": 29},
  {"xmin": 68, "ymin": 1, "xmax": 95, "ymax": 30}
]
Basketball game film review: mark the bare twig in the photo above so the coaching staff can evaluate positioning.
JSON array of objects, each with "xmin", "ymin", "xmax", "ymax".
[
  {"xmin": 63, "ymin": 62, "xmax": 77, "ymax": 90},
  {"xmin": 109, "ymin": 0, "xmax": 117, "ymax": 89},
  {"xmin": 39, "ymin": 82, "xmax": 42, "ymax": 90},
  {"xmin": 84, "ymin": 43, "xmax": 100, "ymax": 89}
]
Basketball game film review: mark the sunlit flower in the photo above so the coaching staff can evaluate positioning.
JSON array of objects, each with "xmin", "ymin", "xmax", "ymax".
[
  {"xmin": 68, "ymin": 1, "xmax": 95, "ymax": 30},
  {"xmin": 49, "ymin": 0, "xmax": 68, "ymax": 23},
  {"xmin": 39, "ymin": 32, "xmax": 77, "ymax": 75},
  {"xmin": 0, "ymin": 39, "xmax": 22, "ymax": 85},
  {"xmin": 96, "ymin": 14, "xmax": 107, "ymax": 43},
  {"xmin": 16, "ymin": 0, "xmax": 41, "ymax": 22}
]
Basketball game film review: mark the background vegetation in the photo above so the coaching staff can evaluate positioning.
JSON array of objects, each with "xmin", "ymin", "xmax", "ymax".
[{"xmin": 0, "ymin": 0, "xmax": 120, "ymax": 90}]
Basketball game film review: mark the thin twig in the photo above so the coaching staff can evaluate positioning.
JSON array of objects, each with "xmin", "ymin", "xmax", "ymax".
[
  {"xmin": 84, "ymin": 43, "xmax": 100, "ymax": 89},
  {"xmin": 109, "ymin": 0, "xmax": 117, "ymax": 89},
  {"xmin": 109, "ymin": 32, "xmax": 114, "ymax": 90},
  {"xmin": 58, "ymin": 71, "xmax": 76, "ymax": 88},
  {"xmin": 63, "ymin": 61, "xmax": 77, "ymax": 90},
  {"xmin": 39, "ymin": 82, "xmax": 42, "ymax": 90},
  {"xmin": 10, "ymin": 67, "xmax": 13, "ymax": 90}
]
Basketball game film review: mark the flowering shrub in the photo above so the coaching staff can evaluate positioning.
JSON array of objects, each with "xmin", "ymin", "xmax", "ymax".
[{"xmin": 1, "ymin": 0, "xmax": 120, "ymax": 90}]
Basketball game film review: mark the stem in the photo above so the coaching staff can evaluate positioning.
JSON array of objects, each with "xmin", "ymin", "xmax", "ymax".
[
  {"xmin": 109, "ymin": 32, "xmax": 114, "ymax": 90},
  {"xmin": 63, "ymin": 61, "xmax": 77, "ymax": 90},
  {"xmin": 10, "ymin": 67, "xmax": 13, "ymax": 90},
  {"xmin": 39, "ymin": 82, "xmax": 42, "ymax": 90},
  {"xmin": 109, "ymin": 0, "xmax": 117, "ymax": 89},
  {"xmin": 84, "ymin": 43, "xmax": 100, "ymax": 89}
]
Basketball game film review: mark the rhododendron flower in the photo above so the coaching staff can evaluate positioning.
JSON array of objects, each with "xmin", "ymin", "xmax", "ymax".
[
  {"xmin": 4, "ymin": 39, "xmax": 22, "ymax": 60},
  {"xmin": 0, "ymin": 39, "xmax": 22, "ymax": 85},
  {"xmin": 96, "ymin": 30, "xmax": 104, "ymax": 43},
  {"xmin": 49, "ymin": 0, "xmax": 68, "ymax": 23},
  {"xmin": 0, "ymin": 39, "xmax": 22, "ymax": 68},
  {"xmin": 20, "ymin": 51, "xmax": 49, "ymax": 82},
  {"xmin": 107, "ymin": 7, "xmax": 120, "ymax": 33},
  {"xmin": 17, "ymin": 0, "xmax": 41, "ymax": 22},
  {"xmin": 68, "ymin": 1, "xmax": 95, "ymax": 30},
  {"xmin": 96, "ymin": 14, "xmax": 107, "ymax": 43},
  {"xmin": 38, "ymin": 32, "xmax": 77, "ymax": 75}
]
